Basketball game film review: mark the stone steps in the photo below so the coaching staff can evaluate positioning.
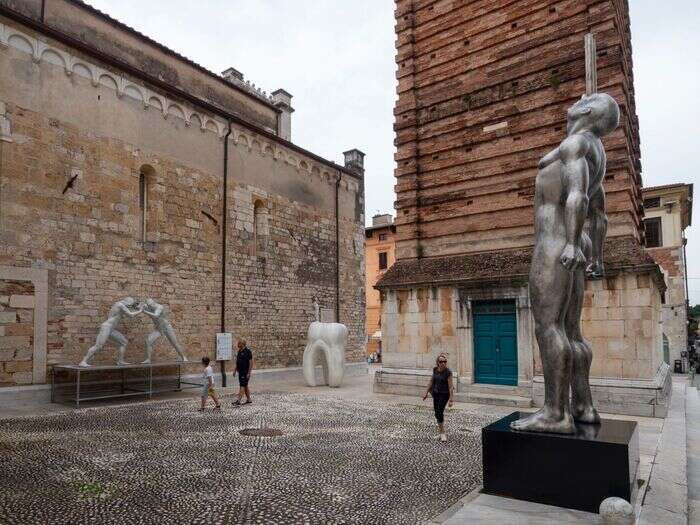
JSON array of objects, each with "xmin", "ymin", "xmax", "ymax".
[
  {"xmin": 453, "ymin": 391, "xmax": 532, "ymax": 408},
  {"xmin": 456, "ymin": 382, "xmax": 531, "ymax": 399}
]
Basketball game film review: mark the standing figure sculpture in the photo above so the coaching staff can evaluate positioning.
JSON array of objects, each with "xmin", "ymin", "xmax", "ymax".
[
  {"xmin": 79, "ymin": 297, "xmax": 143, "ymax": 367},
  {"xmin": 141, "ymin": 298, "xmax": 188, "ymax": 363},
  {"xmin": 511, "ymin": 92, "xmax": 620, "ymax": 434}
]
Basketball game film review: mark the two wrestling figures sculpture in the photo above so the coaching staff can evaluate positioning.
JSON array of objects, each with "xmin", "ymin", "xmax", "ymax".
[{"xmin": 78, "ymin": 298, "xmax": 188, "ymax": 367}]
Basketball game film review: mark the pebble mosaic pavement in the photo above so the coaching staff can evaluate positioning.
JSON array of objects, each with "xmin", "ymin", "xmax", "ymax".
[{"xmin": 0, "ymin": 394, "xmax": 491, "ymax": 524}]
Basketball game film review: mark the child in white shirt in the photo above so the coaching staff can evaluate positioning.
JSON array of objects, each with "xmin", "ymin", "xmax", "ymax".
[{"xmin": 199, "ymin": 356, "xmax": 221, "ymax": 411}]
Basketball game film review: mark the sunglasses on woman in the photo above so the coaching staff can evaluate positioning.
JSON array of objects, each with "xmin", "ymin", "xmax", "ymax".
[{"xmin": 438, "ymin": 360, "xmax": 447, "ymax": 364}]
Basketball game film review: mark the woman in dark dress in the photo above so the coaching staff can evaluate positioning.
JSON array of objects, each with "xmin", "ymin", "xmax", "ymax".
[{"xmin": 423, "ymin": 353, "xmax": 454, "ymax": 442}]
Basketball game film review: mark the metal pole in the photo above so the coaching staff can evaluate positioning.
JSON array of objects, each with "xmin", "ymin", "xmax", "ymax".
[
  {"xmin": 148, "ymin": 366, "xmax": 153, "ymax": 399},
  {"xmin": 50, "ymin": 367, "xmax": 54, "ymax": 404}
]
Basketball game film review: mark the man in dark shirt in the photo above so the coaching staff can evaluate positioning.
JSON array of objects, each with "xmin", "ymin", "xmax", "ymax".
[{"xmin": 233, "ymin": 339, "xmax": 254, "ymax": 405}]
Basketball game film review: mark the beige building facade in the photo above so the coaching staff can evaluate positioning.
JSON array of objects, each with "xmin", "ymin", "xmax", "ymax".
[
  {"xmin": 642, "ymin": 184, "xmax": 694, "ymax": 368},
  {"xmin": 0, "ymin": 0, "xmax": 365, "ymax": 389},
  {"xmin": 365, "ymin": 214, "xmax": 396, "ymax": 358}
]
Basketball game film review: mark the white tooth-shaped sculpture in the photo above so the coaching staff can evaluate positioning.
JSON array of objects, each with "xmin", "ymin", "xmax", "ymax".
[{"xmin": 303, "ymin": 322, "xmax": 347, "ymax": 388}]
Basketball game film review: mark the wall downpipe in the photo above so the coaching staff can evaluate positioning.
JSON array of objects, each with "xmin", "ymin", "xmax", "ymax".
[{"xmin": 220, "ymin": 122, "xmax": 232, "ymax": 387}]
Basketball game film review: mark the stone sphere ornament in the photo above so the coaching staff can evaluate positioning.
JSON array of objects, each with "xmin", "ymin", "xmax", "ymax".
[{"xmin": 599, "ymin": 497, "xmax": 634, "ymax": 525}]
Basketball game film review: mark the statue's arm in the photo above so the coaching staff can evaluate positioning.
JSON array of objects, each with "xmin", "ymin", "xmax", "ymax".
[
  {"xmin": 121, "ymin": 304, "xmax": 143, "ymax": 317},
  {"xmin": 538, "ymin": 146, "xmax": 560, "ymax": 169},
  {"xmin": 560, "ymin": 136, "xmax": 590, "ymax": 270},
  {"xmin": 586, "ymin": 187, "xmax": 608, "ymax": 278}
]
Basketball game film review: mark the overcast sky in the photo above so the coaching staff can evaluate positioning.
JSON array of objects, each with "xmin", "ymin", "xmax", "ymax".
[{"xmin": 85, "ymin": 1, "xmax": 699, "ymax": 303}]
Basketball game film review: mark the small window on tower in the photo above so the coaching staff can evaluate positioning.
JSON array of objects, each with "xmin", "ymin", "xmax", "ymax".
[
  {"xmin": 644, "ymin": 217, "xmax": 663, "ymax": 248},
  {"xmin": 378, "ymin": 252, "xmax": 388, "ymax": 270},
  {"xmin": 379, "ymin": 233, "xmax": 387, "ymax": 242}
]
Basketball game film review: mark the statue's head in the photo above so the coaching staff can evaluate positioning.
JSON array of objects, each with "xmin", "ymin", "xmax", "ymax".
[
  {"xmin": 122, "ymin": 297, "xmax": 136, "ymax": 307},
  {"xmin": 146, "ymin": 298, "xmax": 157, "ymax": 309},
  {"xmin": 567, "ymin": 93, "xmax": 620, "ymax": 137}
]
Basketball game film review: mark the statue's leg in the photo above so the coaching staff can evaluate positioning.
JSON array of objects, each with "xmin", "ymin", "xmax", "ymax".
[
  {"xmin": 79, "ymin": 324, "xmax": 110, "ymax": 366},
  {"xmin": 109, "ymin": 330, "xmax": 130, "ymax": 365},
  {"xmin": 568, "ymin": 238, "xmax": 600, "ymax": 424},
  {"xmin": 142, "ymin": 330, "xmax": 160, "ymax": 364},
  {"xmin": 511, "ymin": 250, "xmax": 575, "ymax": 434},
  {"xmin": 164, "ymin": 325, "xmax": 187, "ymax": 361}
]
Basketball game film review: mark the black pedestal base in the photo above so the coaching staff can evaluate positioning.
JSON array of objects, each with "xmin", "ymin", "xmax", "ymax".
[{"xmin": 482, "ymin": 411, "xmax": 639, "ymax": 514}]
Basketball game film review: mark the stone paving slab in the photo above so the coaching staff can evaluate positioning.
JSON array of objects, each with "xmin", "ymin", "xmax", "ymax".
[
  {"xmin": 0, "ymin": 392, "xmax": 491, "ymax": 525},
  {"xmin": 439, "ymin": 493, "xmax": 603, "ymax": 525}
]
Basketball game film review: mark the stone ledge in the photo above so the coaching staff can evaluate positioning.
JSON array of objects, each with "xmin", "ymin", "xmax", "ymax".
[{"xmin": 533, "ymin": 363, "xmax": 672, "ymax": 418}]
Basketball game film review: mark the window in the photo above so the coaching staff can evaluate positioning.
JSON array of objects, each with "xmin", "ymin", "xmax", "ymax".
[
  {"xmin": 378, "ymin": 252, "xmax": 388, "ymax": 270},
  {"xmin": 644, "ymin": 217, "xmax": 662, "ymax": 248},
  {"xmin": 643, "ymin": 197, "xmax": 660, "ymax": 209},
  {"xmin": 138, "ymin": 165, "xmax": 155, "ymax": 243},
  {"xmin": 379, "ymin": 233, "xmax": 387, "ymax": 241}
]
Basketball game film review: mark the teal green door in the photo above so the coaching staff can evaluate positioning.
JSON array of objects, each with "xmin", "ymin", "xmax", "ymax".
[{"xmin": 473, "ymin": 301, "xmax": 518, "ymax": 386}]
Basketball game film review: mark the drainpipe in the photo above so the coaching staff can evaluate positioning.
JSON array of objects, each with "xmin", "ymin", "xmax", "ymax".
[
  {"xmin": 335, "ymin": 174, "xmax": 341, "ymax": 323},
  {"xmin": 220, "ymin": 122, "xmax": 232, "ymax": 387},
  {"xmin": 41, "ymin": 0, "xmax": 46, "ymax": 23}
]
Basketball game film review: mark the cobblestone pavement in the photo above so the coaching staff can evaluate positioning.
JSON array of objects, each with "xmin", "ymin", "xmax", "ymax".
[{"xmin": 0, "ymin": 394, "xmax": 490, "ymax": 525}]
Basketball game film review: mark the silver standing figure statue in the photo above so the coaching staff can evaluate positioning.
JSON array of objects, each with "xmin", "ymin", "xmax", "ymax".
[
  {"xmin": 141, "ymin": 298, "xmax": 188, "ymax": 363},
  {"xmin": 511, "ymin": 91, "xmax": 620, "ymax": 434},
  {"xmin": 79, "ymin": 297, "xmax": 143, "ymax": 367}
]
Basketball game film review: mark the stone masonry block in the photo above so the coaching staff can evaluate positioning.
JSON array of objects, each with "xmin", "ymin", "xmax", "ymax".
[
  {"xmin": 0, "ymin": 312, "xmax": 17, "ymax": 324},
  {"xmin": 9, "ymin": 295, "xmax": 35, "ymax": 309}
]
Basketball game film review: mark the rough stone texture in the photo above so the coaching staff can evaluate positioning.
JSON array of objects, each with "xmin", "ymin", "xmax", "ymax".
[
  {"xmin": 393, "ymin": 0, "xmax": 642, "ymax": 260},
  {"xmin": 0, "ymin": 280, "xmax": 34, "ymax": 386},
  {"xmin": 0, "ymin": 13, "xmax": 365, "ymax": 383},
  {"xmin": 0, "ymin": 394, "xmax": 489, "ymax": 524}
]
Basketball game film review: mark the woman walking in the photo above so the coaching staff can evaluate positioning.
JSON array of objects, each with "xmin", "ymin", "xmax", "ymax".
[{"xmin": 423, "ymin": 353, "xmax": 454, "ymax": 442}]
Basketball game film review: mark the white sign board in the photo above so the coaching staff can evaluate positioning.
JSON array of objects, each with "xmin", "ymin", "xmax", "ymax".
[{"xmin": 216, "ymin": 333, "xmax": 233, "ymax": 361}]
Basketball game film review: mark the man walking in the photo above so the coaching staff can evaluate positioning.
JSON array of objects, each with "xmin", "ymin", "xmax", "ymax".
[{"xmin": 233, "ymin": 339, "xmax": 254, "ymax": 406}]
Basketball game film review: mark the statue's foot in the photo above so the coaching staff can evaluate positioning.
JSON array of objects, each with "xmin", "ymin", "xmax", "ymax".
[
  {"xmin": 510, "ymin": 408, "xmax": 575, "ymax": 434},
  {"xmin": 141, "ymin": 359, "xmax": 151, "ymax": 364},
  {"xmin": 78, "ymin": 360, "xmax": 90, "ymax": 367},
  {"xmin": 180, "ymin": 357, "xmax": 188, "ymax": 362},
  {"xmin": 116, "ymin": 360, "xmax": 130, "ymax": 366},
  {"xmin": 573, "ymin": 404, "xmax": 601, "ymax": 424}
]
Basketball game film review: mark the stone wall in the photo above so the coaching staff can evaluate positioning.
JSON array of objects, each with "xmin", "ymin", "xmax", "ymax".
[
  {"xmin": 381, "ymin": 287, "xmax": 460, "ymax": 370},
  {"xmin": 0, "ymin": 14, "xmax": 365, "ymax": 384},
  {"xmin": 648, "ymin": 246, "xmax": 689, "ymax": 365},
  {"xmin": 392, "ymin": 0, "xmax": 642, "ymax": 260},
  {"xmin": 0, "ymin": 280, "xmax": 35, "ymax": 385}
]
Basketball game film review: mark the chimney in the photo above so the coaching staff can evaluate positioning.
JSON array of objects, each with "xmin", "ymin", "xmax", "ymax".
[
  {"xmin": 343, "ymin": 149, "xmax": 365, "ymax": 175},
  {"xmin": 272, "ymin": 89, "xmax": 294, "ymax": 141},
  {"xmin": 221, "ymin": 67, "xmax": 244, "ymax": 84},
  {"xmin": 372, "ymin": 214, "xmax": 393, "ymax": 227}
]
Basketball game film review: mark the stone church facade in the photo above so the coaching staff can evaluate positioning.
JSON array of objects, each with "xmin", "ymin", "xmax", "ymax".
[
  {"xmin": 375, "ymin": 0, "xmax": 671, "ymax": 417},
  {"xmin": 0, "ymin": 0, "xmax": 365, "ymax": 388}
]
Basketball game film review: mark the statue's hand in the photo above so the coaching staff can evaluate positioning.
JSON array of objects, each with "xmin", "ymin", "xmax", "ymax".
[
  {"xmin": 585, "ymin": 260, "xmax": 605, "ymax": 279},
  {"xmin": 560, "ymin": 244, "xmax": 586, "ymax": 271}
]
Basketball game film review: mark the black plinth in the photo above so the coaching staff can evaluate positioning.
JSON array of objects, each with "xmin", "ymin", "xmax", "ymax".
[{"xmin": 482, "ymin": 411, "xmax": 639, "ymax": 514}]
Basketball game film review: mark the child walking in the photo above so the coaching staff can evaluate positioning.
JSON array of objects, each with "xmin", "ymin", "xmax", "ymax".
[
  {"xmin": 423, "ymin": 353, "xmax": 454, "ymax": 442},
  {"xmin": 199, "ymin": 356, "xmax": 221, "ymax": 411}
]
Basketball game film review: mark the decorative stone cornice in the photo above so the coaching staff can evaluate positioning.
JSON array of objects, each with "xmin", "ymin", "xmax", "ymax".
[{"xmin": 0, "ymin": 22, "xmax": 360, "ymax": 194}]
